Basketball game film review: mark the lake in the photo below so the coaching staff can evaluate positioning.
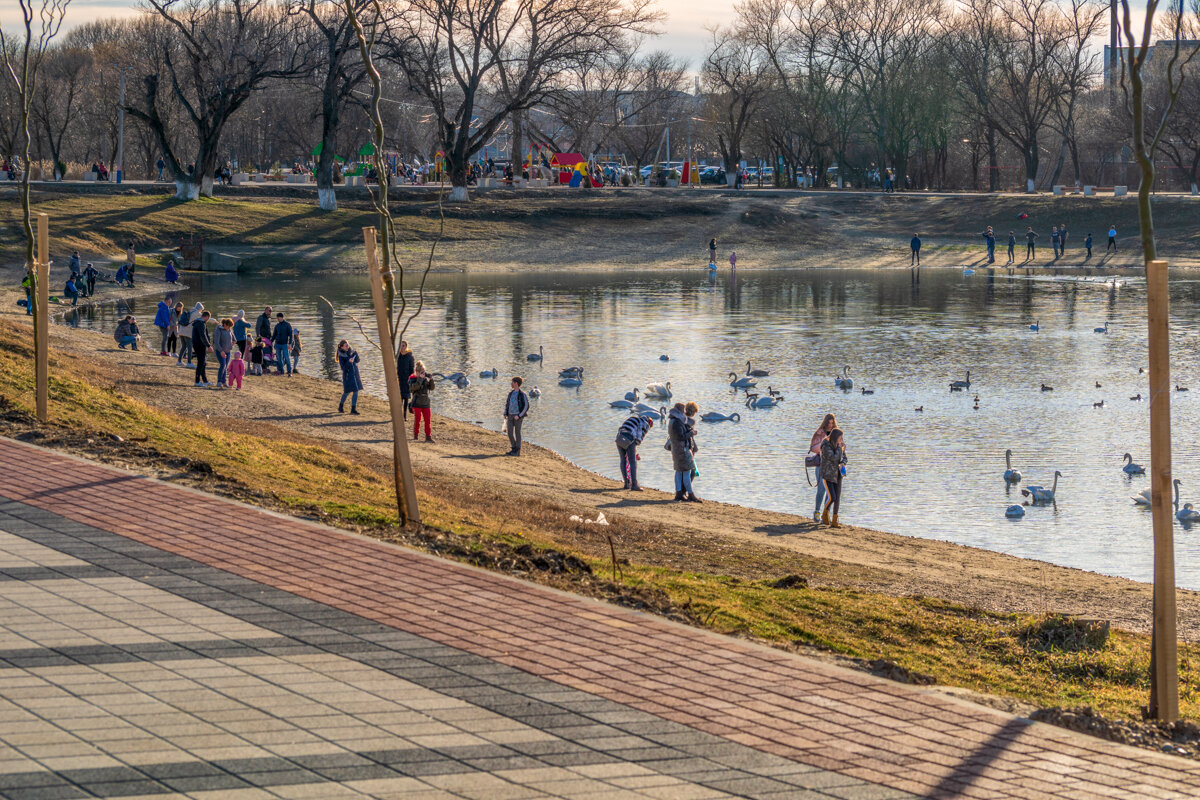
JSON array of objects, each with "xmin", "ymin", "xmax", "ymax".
[{"xmin": 64, "ymin": 266, "xmax": 1200, "ymax": 588}]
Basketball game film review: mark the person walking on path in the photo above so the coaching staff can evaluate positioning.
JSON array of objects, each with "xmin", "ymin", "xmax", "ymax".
[
  {"xmin": 1085, "ymin": 233, "xmax": 1093, "ymax": 259},
  {"xmin": 114, "ymin": 315, "xmax": 141, "ymax": 350},
  {"xmin": 808, "ymin": 413, "xmax": 838, "ymax": 522},
  {"xmin": 409, "ymin": 361, "xmax": 435, "ymax": 442},
  {"xmin": 981, "ymin": 227, "xmax": 995, "ymax": 263},
  {"xmin": 271, "ymin": 312, "xmax": 294, "ymax": 376},
  {"xmin": 1050, "ymin": 226, "xmax": 1060, "ymax": 258},
  {"xmin": 214, "ymin": 318, "xmax": 235, "ymax": 389},
  {"xmin": 708, "ymin": 238, "xmax": 717, "ymax": 264},
  {"xmin": 177, "ymin": 302, "xmax": 202, "ymax": 366},
  {"xmin": 819, "ymin": 427, "xmax": 848, "ymax": 527},
  {"xmin": 153, "ymin": 299, "xmax": 171, "ymax": 355},
  {"xmin": 255, "ymin": 307, "xmax": 273, "ymax": 342},
  {"xmin": 232, "ymin": 310, "xmax": 250, "ymax": 357},
  {"xmin": 82, "ymin": 263, "xmax": 97, "ymax": 297},
  {"xmin": 192, "ymin": 310, "xmax": 213, "ymax": 387},
  {"xmin": 167, "ymin": 302, "xmax": 183, "ymax": 356},
  {"xmin": 156, "ymin": 157, "xmax": 165, "ymax": 181},
  {"xmin": 397, "ymin": 340, "xmax": 415, "ymax": 419},
  {"xmin": 337, "ymin": 340, "xmax": 363, "ymax": 414},
  {"xmin": 1107, "ymin": 225, "xmax": 1118, "ymax": 253},
  {"xmin": 616, "ymin": 414, "xmax": 653, "ymax": 491},
  {"xmin": 228, "ymin": 350, "xmax": 246, "ymax": 390},
  {"xmin": 503, "ymin": 377, "xmax": 530, "ymax": 456},
  {"xmin": 1025, "ymin": 227, "xmax": 1038, "ymax": 260},
  {"xmin": 1006, "ymin": 231, "xmax": 1016, "ymax": 264},
  {"xmin": 667, "ymin": 402, "xmax": 701, "ymax": 502},
  {"xmin": 910, "ymin": 234, "xmax": 921, "ymax": 266}
]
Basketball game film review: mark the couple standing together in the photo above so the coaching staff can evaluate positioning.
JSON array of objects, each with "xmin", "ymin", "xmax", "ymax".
[{"xmin": 809, "ymin": 414, "xmax": 847, "ymax": 528}]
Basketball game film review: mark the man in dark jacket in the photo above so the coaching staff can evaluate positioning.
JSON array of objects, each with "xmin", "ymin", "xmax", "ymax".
[
  {"xmin": 82, "ymin": 263, "xmax": 98, "ymax": 296},
  {"xmin": 615, "ymin": 414, "xmax": 653, "ymax": 491},
  {"xmin": 503, "ymin": 377, "xmax": 530, "ymax": 456},
  {"xmin": 271, "ymin": 312, "xmax": 294, "ymax": 376},
  {"xmin": 255, "ymin": 307, "xmax": 273, "ymax": 341},
  {"xmin": 909, "ymin": 234, "xmax": 920, "ymax": 266},
  {"xmin": 192, "ymin": 310, "xmax": 213, "ymax": 387},
  {"xmin": 396, "ymin": 340, "xmax": 415, "ymax": 418}
]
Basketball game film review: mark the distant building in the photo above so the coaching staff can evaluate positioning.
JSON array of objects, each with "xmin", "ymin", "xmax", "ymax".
[{"xmin": 1104, "ymin": 40, "xmax": 1200, "ymax": 89}]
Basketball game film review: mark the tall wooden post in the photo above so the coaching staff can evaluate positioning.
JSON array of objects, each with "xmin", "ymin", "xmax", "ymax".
[
  {"xmin": 1146, "ymin": 258, "xmax": 1178, "ymax": 721},
  {"xmin": 35, "ymin": 213, "xmax": 49, "ymax": 423},
  {"xmin": 363, "ymin": 226, "xmax": 421, "ymax": 525}
]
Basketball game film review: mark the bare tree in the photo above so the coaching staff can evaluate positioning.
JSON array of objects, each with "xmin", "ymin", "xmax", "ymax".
[
  {"xmin": 384, "ymin": 0, "xmax": 659, "ymax": 201},
  {"xmin": 31, "ymin": 44, "xmax": 90, "ymax": 179},
  {"xmin": 703, "ymin": 25, "xmax": 770, "ymax": 186},
  {"xmin": 1046, "ymin": 0, "xmax": 1106, "ymax": 187},
  {"xmin": 126, "ymin": 0, "xmax": 309, "ymax": 200}
]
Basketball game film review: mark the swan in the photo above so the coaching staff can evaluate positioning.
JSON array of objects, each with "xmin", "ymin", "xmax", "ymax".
[
  {"xmin": 949, "ymin": 371, "xmax": 971, "ymax": 391},
  {"xmin": 1179, "ymin": 503, "xmax": 1200, "ymax": 522},
  {"xmin": 558, "ymin": 366, "xmax": 584, "ymax": 377},
  {"xmin": 1122, "ymin": 453, "xmax": 1145, "ymax": 475},
  {"xmin": 1004, "ymin": 450, "xmax": 1022, "ymax": 484},
  {"xmin": 436, "ymin": 371, "xmax": 466, "ymax": 382},
  {"xmin": 1021, "ymin": 471, "xmax": 1062, "ymax": 504},
  {"xmin": 631, "ymin": 405, "xmax": 667, "ymax": 421},
  {"xmin": 746, "ymin": 394, "xmax": 781, "ymax": 408},
  {"xmin": 624, "ymin": 388, "xmax": 640, "ymax": 402},
  {"xmin": 1005, "ymin": 505, "xmax": 1025, "ymax": 518},
  {"xmin": 609, "ymin": 399, "xmax": 636, "ymax": 409},
  {"xmin": 559, "ymin": 376, "xmax": 583, "ymax": 387},
  {"xmin": 1094, "ymin": 321, "xmax": 1109, "ymax": 334},
  {"xmin": 700, "ymin": 411, "xmax": 741, "ymax": 422},
  {"xmin": 861, "ymin": 388, "xmax": 874, "ymax": 395},
  {"xmin": 729, "ymin": 373, "xmax": 757, "ymax": 389},
  {"xmin": 454, "ymin": 376, "xmax": 471, "ymax": 388},
  {"xmin": 479, "ymin": 367, "xmax": 499, "ymax": 378},
  {"xmin": 659, "ymin": 354, "xmax": 670, "ymax": 361},
  {"xmin": 1134, "ymin": 479, "xmax": 1182, "ymax": 509},
  {"xmin": 529, "ymin": 386, "xmax": 541, "ymax": 398},
  {"xmin": 746, "ymin": 360, "xmax": 770, "ymax": 377},
  {"xmin": 1040, "ymin": 383, "xmax": 1053, "ymax": 392},
  {"xmin": 527, "ymin": 346, "xmax": 543, "ymax": 361},
  {"xmin": 1029, "ymin": 320, "xmax": 1040, "ymax": 331},
  {"xmin": 645, "ymin": 382, "xmax": 672, "ymax": 398},
  {"xmin": 834, "ymin": 366, "xmax": 853, "ymax": 390}
]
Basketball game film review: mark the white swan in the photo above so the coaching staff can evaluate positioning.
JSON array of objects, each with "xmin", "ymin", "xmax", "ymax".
[
  {"xmin": 1122, "ymin": 453, "xmax": 1146, "ymax": 475},
  {"xmin": 454, "ymin": 376, "xmax": 470, "ymax": 388},
  {"xmin": 834, "ymin": 365, "xmax": 853, "ymax": 390},
  {"xmin": 1094, "ymin": 321, "xmax": 1109, "ymax": 334},
  {"xmin": 558, "ymin": 366, "xmax": 583, "ymax": 377},
  {"xmin": 609, "ymin": 399, "xmax": 636, "ymax": 409},
  {"xmin": 1029, "ymin": 320, "xmax": 1040, "ymax": 332},
  {"xmin": 624, "ymin": 388, "xmax": 640, "ymax": 402},
  {"xmin": 1135, "ymin": 479, "xmax": 1182, "ymax": 509},
  {"xmin": 745, "ymin": 394, "xmax": 781, "ymax": 408},
  {"xmin": 527, "ymin": 346, "xmax": 543, "ymax": 361},
  {"xmin": 700, "ymin": 411, "xmax": 741, "ymax": 422},
  {"xmin": 632, "ymin": 405, "xmax": 667, "ymax": 420},
  {"xmin": 1021, "ymin": 471, "xmax": 1062, "ymax": 504},
  {"xmin": 729, "ymin": 373, "xmax": 757, "ymax": 389},
  {"xmin": 559, "ymin": 376, "xmax": 583, "ymax": 387},
  {"xmin": 435, "ymin": 371, "xmax": 466, "ymax": 382},
  {"xmin": 1004, "ymin": 450, "xmax": 1022, "ymax": 484},
  {"xmin": 479, "ymin": 367, "xmax": 499, "ymax": 378},
  {"xmin": 644, "ymin": 382, "xmax": 672, "ymax": 398},
  {"xmin": 746, "ymin": 360, "xmax": 770, "ymax": 377},
  {"xmin": 949, "ymin": 370, "xmax": 971, "ymax": 391}
]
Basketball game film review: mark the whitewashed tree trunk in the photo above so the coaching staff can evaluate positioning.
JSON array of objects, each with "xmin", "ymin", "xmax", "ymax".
[
  {"xmin": 725, "ymin": 171, "xmax": 737, "ymax": 187},
  {"xmin": 201, "ymin": 175, "xmax": 214, "ymax": 197},
  {"xmin": 175, "ymin": 179, "xmax": 200, "ymax": 200},
  {"xmin": 318, "ymin": 186, "xmax": 337, "ymax": 211},
  {"xmin": 1026, "ymin": 178, "xmax": 1036, "ymax": 193},
  {"xmin": 449, "ymin": 185, "xmax": 469, "ymax": 202},
  {"xmin": 1191, "ymin": 182, "xmax": 1198, "ymax": 196}
]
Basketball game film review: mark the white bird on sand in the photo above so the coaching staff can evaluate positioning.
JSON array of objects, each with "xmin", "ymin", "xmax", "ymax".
[
  {"xmin": 1122, "ymin": 453, "xmax": 1146, "ymax": 475},
  {"xmin": 1004, "ymin": 450, "xmax": 1022, "ymax": 484},
  {"xmin": 1021, "ymin": 471, "xmax": 1062, "ymax": 504},
  {"xmin": 644, "ymin": 382, "xmax": 672, "ymax": 398}
]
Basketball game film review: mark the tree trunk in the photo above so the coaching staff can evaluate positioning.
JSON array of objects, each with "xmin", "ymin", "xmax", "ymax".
[
  {"xmin": 1025, "ymin": 145, "xmax": 1038, "ymax": 193},
  {"xmin": 447, "ymin": 156, "xmax": 470, "ymax": 201},
  {"xmin": 987, "ymin": 127, "xmax": 998, "ymax": 191}
]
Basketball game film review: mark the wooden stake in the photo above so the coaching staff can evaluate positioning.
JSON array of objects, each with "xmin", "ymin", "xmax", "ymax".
[
  {"xmin": 35, "ymin": 213, "xmax": 49, "ymax": 423},
  {"xmin": 363, "ymin": 226, "xmax": 421, "ymax": 525},
  {"xmin": 1146, "ymin": 258, "xmax": 1178, "ymax": 721}
]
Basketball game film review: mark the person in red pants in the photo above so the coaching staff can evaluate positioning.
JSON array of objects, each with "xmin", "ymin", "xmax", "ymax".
[{"xmin": 408, "ymin": 361, "xmax": 435, "ymax": 442}]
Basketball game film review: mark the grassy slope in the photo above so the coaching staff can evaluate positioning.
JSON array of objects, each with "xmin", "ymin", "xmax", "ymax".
[{"xmin": 1, "ymin": 316, "xmax": 1197, "ymax": 722}]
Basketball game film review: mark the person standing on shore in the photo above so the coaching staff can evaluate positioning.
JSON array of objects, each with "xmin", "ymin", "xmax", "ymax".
[
  {"xmin": 232, "ymin": 310, "xmax": 250, "ymax": 357},
  {"xmin": 167, "ymin": 302, "xmax": 182, "ymax": 356},
  {"xmin": 214, "ymin": 318, "xmax": 234, "ymax": 389},
  {"xmin": 82, "ymin": 263, "xmax": 97, "ymax": 297},
  {"xmin": 177, "ymin": 302, "xmax": 201, "ymax": 366},
  {"xmin": 20, "ymin": 273, "xmax": 32, "ymax": 315},
  {"xmin": 192, "ymin": 310, "xmax": 213, "ymax": 387},
  {"xmin": 154, "ymin": 299, "xmax": 171, "ymax": 355},
  {"xmin": 1050, "ymin": 226, "xmax": 1060, "ymax": 258},
  {"xmin": 228, "ymin": 350, "xmax": 246, "ymax": 390},
  {"xmin": 1006, "ymin": 231, "xmax": 1016, "ymax": 264},
  {"xmin": 503, "ymin": 376, "xmax": 530, "ymax": 456},
  {"xmin": 290, "ymin": 328, "xmax": 303, "ymax": 373},
  {"xmin": 729, "ymin": 251, "xmax": 738, "ymax": 270},
  {"xmin": 337, "ymin": 340, "xmax": 362, "ymax": 414},
  {"xmin": 910, "ymin": 233, "xmax": 921, "ymax": 266},
  {"xmin": 397, "ymin": 340, "xmax": 415, "ymax": 419},
  {"xmin": 819, "ymin": 428, "xmax": 848, "ymax": 528},
  {"xmin": 980, "ymin": 227, "xmax": 995, "ymax": 263},
  {"xmin": 708, "ymin": 238, "xmax": 717, "ymax": 264},
  {"xmin": 808, "ymin": 413, "xmax": 837, "ymax": 522},
  {"xmin": 1059, "ymin": 224, "xmax": 1069, "ymax": 254},
  {"xmin": 667, "ymin": 402, "xmax": 701, "ymax": 502},
  {"xmin": 1107, "ymin": 224, "xmax": 1118, "ymax": 253},
  {"xmin": 409, "ymin": 362, "xmax": 435, "ymax": 442},
  {"xmin": 616, "ymin": 414, "xmax": 653, "ymax": 491},
  {"xmin": 256, "ymin": 307, "xmax": 273, "ymax": 342},
  {"xmin": 68, "ymin": 251, "xmax": 81, "ymax": 279},
  {"xmin": 1025, "ymin": 227, "xmax": 1038, "ymax": 260},
  {"xmin": 271, "ymin": 312, "xmax": 294, "ymax": 376},
  {"xmin": 1085, "ymin": 232, "xmax": 1093, "ymax": 259}
]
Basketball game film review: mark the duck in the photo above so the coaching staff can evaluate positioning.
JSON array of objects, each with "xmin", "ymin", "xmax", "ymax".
[
  {"xmin": 559, "ymin": 376, "xmax": 584, "ymax": 387},
  {"xmin": 700, "ymin": 411, "xmax": 741, "ymax": 422},
  {"xmin": 949, "ymin": 370, "xmax": 971, "ymax": 391},
  {"xmin": 527, "ymin": 346, "xmax": 544, "ymax": 361},
  {"xmin": 1021, "ymin": 471, "xmax": 1062, "ymax": 504},
  {"xmin": 1177, "ymin": 385, "xmax": 1190, "ymax": 392},
  {"xmin": 861, "ymin": 387, "xmax": 874, "ymax": 395},
  {"xmin": 1005, "ymin": 505, "xmax": 1025, "ymax": 518},
  {"xmin": 1096, "ymin": 382, "xmax": 1102, "ymax": 388},
  {"xmin": 1130, "ymin": 393, "xmax": 1142, "ymax": 401},
  {"xmin": 1179, "ymin": 503, "xmax": 1200, "ymax": 522},
  {"xmin": 730, "ymin": 373, "xmax": 757, "ymax": 389},
  {"xmin": 745, "ymin": 394, "xmax": 781, "ymax": 408},
  {"xmin": 1139, "ymin": 367, "xmax": 1146, "ymax": 374},
  {"xmin": 1093, "ymin": 400, "xmax": 1105, "ymax": 408},
  {"xmin": 914, "ymin": 406, "xmax": 924, "ymax": 412},
  {"xmin": 745, "ymin": 360, "xmax": 770, "ymax": 377},
  {"xmin": 1122, "ymin": 453, "xmax": 1145, "ymax": 474},
  {"xmin": 624, "ymin": 387, "xmax": 640, "ymax": 402},
  {"xmin": 1003, "ymin": 450, "xmax": 1022, "ymax": 484},
  {"xmin": 479, "ymin": 367, "xmax": 500, "ymax": 378},
  {"xmin": 768, "ymin": 386, "xmax": 783, "ymax": 397},
  {"xmin": 529, "ymin": 386, "xmax": 541, "ymax": 398},
  {"xmin": 644, "ymin": 382, "xmax": 672, "ymax": 398},
  {"xmin": 834, "ymin": 365, "xmax": 853, "ymax": 390},
  {"xmin": 1029, "ymin": 320, "xmax": 1040, "ymax": 332},
  {"xmin": 1040, "ymin": 383, "xmax": 1053, "ymax": 392},
  {"xmin": 659, "ymin": 354, "xmax": 670, "ymax": 361},
  {"xmin": 1094, "ymin": 321, "xmax": 1109, "ymax": 334},
  {"xmin": 1134, "ymin": 479, "xmax": 1182, "ymax": 509}
]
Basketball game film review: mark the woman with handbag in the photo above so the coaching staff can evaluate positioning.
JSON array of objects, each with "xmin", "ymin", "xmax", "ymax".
[{"xmin": 808, "ymin": 414, "xmax": 838, "ymax": 522}]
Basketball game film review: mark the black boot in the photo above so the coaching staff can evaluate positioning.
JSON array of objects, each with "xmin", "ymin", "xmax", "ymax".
[
  {"xmin": 674, "ymin": 491, "xmax": 685, "ymax": 501},
  {"xmin": 686, "ymin": 492, "xmax": 703, "ymax": 503},
  {"xmin": 622, "ymin": 481, "xmax": 631, "ymax": 490},
  {"xmin": 350, "ymin": 407, "xmax": 359, "ymax": 415},
  {"xmin": 338, "ymin": 403, "xmax": 344, "ymax": 413}
]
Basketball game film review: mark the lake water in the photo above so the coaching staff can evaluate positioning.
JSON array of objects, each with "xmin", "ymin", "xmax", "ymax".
[{"xmin": 64, "ymin": 266, "xmax": 1200, "ymax": 588}]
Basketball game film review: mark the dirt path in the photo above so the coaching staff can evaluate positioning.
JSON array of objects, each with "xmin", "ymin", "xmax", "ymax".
[{"xmin": 11, "ymin": 304, "xmax": 1195, "ymax": 642}]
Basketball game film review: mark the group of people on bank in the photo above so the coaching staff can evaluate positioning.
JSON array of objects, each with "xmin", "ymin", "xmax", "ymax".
[{"xmin": 908, "ymin": 223, "xmax": 1121, "ymax": 266}]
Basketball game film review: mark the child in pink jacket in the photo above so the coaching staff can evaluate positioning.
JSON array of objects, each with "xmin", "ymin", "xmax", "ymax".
[{"xmin": 228, "ymin": 350, "xmax": 247, "ymax": 389}]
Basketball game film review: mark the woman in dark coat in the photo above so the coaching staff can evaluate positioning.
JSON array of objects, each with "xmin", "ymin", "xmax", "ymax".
[
  {"xmin": 337, "ymin": 340, "xmax": 363, "ymax": 414},
  {"xmin": 667, "ymin": 402, "xmax": 700, "ymax": 502},
  {"xmin": 396, "ymin": 339, "xmax": 415, "ymax": 418}
]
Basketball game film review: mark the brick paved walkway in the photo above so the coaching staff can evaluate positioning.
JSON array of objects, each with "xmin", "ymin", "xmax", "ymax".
[{"xmin": 1, "ymin": 437, "xmax": 1198, "ymax": 799}]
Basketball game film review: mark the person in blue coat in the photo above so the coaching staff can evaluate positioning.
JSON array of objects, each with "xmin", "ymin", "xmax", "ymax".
[
  {"xmin": 909, "ymin": 233, "xmax": 921, "ymax": 266},
  {"xmin": 337, "ymin": 340, "xmax": 363, "ymax": 414},
  {"xmin": 164, "ymin": 260, "xmax": 179, "ymax": 284},
  {"xmin": 63, "ymin": 276, "xmax": 79, "ymax": 306},
  {"xmin": 153, "ymin": 299, "xmax": 172, "ymax": 355}
]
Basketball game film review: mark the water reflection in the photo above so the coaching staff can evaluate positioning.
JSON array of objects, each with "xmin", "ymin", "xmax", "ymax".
[{"xmin": 62, "ymin": 267, "xmax": 1200, "ymax": 588}]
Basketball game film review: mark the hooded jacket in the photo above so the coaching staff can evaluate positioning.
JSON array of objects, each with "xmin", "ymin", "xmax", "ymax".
[
  {"xmin": 232, "ymin": 310, "xmax": 250, "ymax": 342},
  {"xmin": 153, "ymin": 301, "xmax": 171, "ymax": 328},
  {"xmin": 819, "ymin": 438, "xmax": 847, "ymax": 483},
  {"xmin": 667, "ymin": 407, "xmax": 696, "ymax": 473}
]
